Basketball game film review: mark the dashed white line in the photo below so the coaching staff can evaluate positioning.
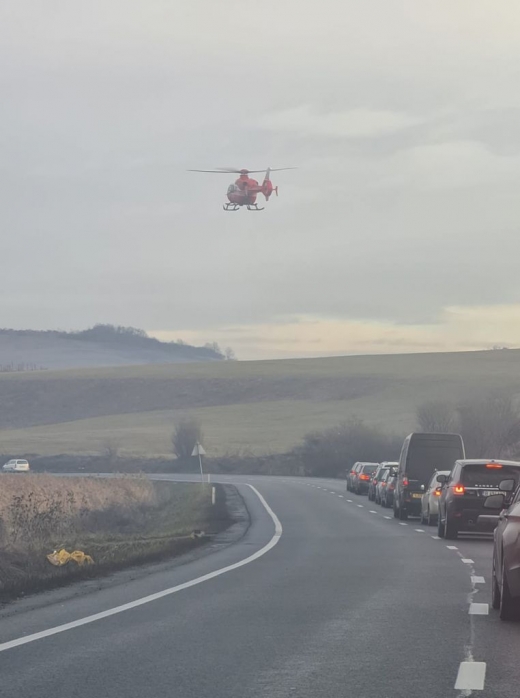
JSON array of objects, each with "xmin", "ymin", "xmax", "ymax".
[
  {"xmin": 415, "ymin": 528, "xmax": 425, "ymax": 533},
  {"xmin": 347, "ymin": 499, "xmax": 353, "ymax": 503},
  {"xmin": 446, "ymin": 545, "xmax": 458, "ymax": 550},
  {"xmin": 469, "ymin": 603, "xmax": 489, "ymax": 615},
  {"xmin": 338, "ymin": 495, "xmax": 344, "ymax": 498},
  {"xmin": 369, "ymin": 510, "xmax": 377, "ymax": 514},
  {"xmin": 398, "ymin": 522, "xmax": 408, "ymax": 526},
  {"xmin": 454, "ymin": 662, "xmax": 486, "ymax": 691},
  {"xmin": 471, "ymin": 576, "xmax": 485, "ymax": 585},
  {"xmin": 384, "ymin": 516, "xmax": 392, "ymax": 520},
  {"xmin": 461, "ymin": 558, "xmax": 474, "ymax": 564},
  {"xmin": 357, "ymin": 504, "xmax": 364, "ymax": 508},
  {"xmin": 431, "ymin": 536, "xmax": 441, "ymax": 540}
]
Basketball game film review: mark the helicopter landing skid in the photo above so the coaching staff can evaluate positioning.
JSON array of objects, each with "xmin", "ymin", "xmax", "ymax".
[
  {"xmin": 223, "ymin": 203, "xmax": 240, "ymax": 211},
  {"xmin": 247, "ymin": 204, "xmax": 264, "ymax": 211}
]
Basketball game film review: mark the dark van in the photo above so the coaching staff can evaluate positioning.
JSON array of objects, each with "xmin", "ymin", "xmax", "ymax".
[{"xmin": 393, "ymin": 433, "xmax": 465, "ymax": 520}]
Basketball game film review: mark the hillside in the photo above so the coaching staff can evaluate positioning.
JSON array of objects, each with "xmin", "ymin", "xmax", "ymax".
[
  {"xmin": 0, "ymin": 348, "xmax": 519, "ymax": 458},
  {"xmin": 0, "ymin": 326, "xmax": 224, "ymax": 370}
]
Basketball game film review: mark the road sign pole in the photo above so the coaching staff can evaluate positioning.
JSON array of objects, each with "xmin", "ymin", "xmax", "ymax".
[
  {"xmin": 198, "ymin": 452, "xmax": 204, "ymax": 484},
  {"xmin": 192, "ymin": 442, "xmax": 207, "ymax": 484}
]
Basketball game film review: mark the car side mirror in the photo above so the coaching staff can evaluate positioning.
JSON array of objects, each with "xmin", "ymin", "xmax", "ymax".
[
  {"xmin": 436, "ymin": 474, "xmax": 448, "ymax": 484},
  {"xmin": 484, "ymin": 493, "xmax": 506, "ymax": 509},
  {"xmin": 499, "ymin": 479, "xmax": 515, "ymax": 492}
]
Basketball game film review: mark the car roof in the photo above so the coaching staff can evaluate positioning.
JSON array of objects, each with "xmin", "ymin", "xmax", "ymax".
[{"xmin": 455, "ymin": 459, "xmax": 520, "ymax": 467}]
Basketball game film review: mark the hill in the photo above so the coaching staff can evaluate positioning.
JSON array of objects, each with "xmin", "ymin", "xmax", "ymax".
[
  {"xmin": 0, "ymin": 325, "xmax": 224, "ymax": 370},
  {"xmin": 0, "ymin": 348, "xmax": 519, "ymax": 458}
]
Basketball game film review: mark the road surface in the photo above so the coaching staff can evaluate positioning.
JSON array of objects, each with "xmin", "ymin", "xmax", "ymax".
[{"xmin": 1, "ymin": 474, "xmax": 520, "ymax": 697}]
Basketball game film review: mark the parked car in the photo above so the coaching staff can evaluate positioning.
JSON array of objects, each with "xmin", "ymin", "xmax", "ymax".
[
  {"xmin": 394, "ymin": 432, "xmax": 465, "ymax": 520},
  {"xmin": 368, "ymin": 462, "xmax": 398, "ymax": 502},
  {"xmin": 437, "ymin": 459, "xmax": 520, "ymax": 540},
  {"xmin": 420, "ymin": 470, "xmax": 451, "ymax": 526},
  {"xmin": 346, "ymin": 462, "xmax": 363, "ymax": 491},
  {"xmin": 352, "ymin": 463, "xmax": 379, "ymax": 495},
  {"xmin": 484, "ymin": 479, "xmax": 520, "ymax": 620},
  {"xmin": 2, "ymin": 459, "xmax": 30, "ymax": 472},
  {"xmin": 382, "ymin": 467, "xmax": 398, "ymax": 508}
]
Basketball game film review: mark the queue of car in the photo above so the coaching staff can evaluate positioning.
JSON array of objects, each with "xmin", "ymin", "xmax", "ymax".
[{"xmin": 346, "ymin": 432, "xmax": 520, "ymax": 621}]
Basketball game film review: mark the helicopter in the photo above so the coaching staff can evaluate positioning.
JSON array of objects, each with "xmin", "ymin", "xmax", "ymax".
[{"xmin": 188, "ymin": 167, "xmax": 295, "ymax": 211}]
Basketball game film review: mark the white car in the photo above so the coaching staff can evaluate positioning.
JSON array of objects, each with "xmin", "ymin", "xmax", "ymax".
[
  {"xmin": 420, "ymin": 469, "xmax": 451, "ymax": 525},
  {"xmin": 2, "ymin": 459, "xmax": 30, "ymax": 472}
]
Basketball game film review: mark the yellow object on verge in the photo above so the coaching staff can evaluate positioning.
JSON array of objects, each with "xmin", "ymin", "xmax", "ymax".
[{"xmin": 46, "ymin": 549, "xmax": 94, "ymax": 566}]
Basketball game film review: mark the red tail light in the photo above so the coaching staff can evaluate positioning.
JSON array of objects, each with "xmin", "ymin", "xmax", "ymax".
[
  {"xmin": 360, "ymin": 474, "xmax": 370, "ymax": 481},
  {"xmin": 373, "ymin": 479, "xmax": 378, "ymax": 484},
  {"xmin": 433, "ymin": 488, "xmax": 442, "ymax": 496},
  {"xmin": 486, "ymin": 463, "xmax": 503, "ymax": 469},
  {"xmin": 403, "ymin": 477, "xmax": 409, "ymax": 486},
  {"xmin": 453, "ymin": 484, "xmax": 465, "ymax": 495},
  {"xmin": 382, "ymin": 482, "xmax": 387, "ymax": 487},
  {"xmin": 389, "ymin": 484, "xmax": 395, "ymax": 490}
]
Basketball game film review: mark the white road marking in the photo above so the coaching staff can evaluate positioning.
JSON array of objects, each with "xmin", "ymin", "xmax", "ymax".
[
  {"xmin": 454, "ymin": 662, "xmax": 486, "ymax": 691},
  {"xmin": 357, "ymin": 504, "xmax": 364, "ymax": 508},
  {"xmin": 415, "ymin": 529, "xmax": 425, "ymax": 533},
  {"xmin": 384, "ymin": 516, "xmax": 392, "ymax": 520},
  {"xmin": 469, "ymin": 603, "xmax": 489, "ymax": 615},
  {"xmin": 461, "ymin": 558, "xmax": 474, "ymax": 564},
  {"xmin": 0, "ymin": 484, "xmax": 282, "ymax": 654},
  {"xmin": 338, "ymin": 495, "xmax": 344, "ymax": 498},
  {"xmin": 399, "ymin": 522, "xmax": 408, "ymax": 526},
  {"xmin": 317, "ymin": 487, "xmax": 322, "ymax": 489},
  {"xmin": 431, "ymin": 536, "xmax": 441, "ymax": 540},
  {"xmin": 471, "ymin": 576, "xmax": 485, "ymax": 584},
  {"xmin": 446, "ymin": 545, "xmax": 458, "ymax": 550},
  {"xmin": 369, "ymin": 510, "xmax": 377, "ymax": 513}
]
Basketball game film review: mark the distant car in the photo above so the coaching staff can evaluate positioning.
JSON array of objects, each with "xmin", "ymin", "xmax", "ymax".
[
  {"xmin": 420, "ymin": 470, "xmax": 451, "ymax": 526},
  {"xmin": 2, "ymin": 459, "xmax": 30, "ymax": 472},
  {"xmin": 375, "ymin": 467, "xmax": 391, "ymax": 505},
  {"xmin": 382, "ymin": 467, "xmax": 398, "ymax": 508},
  {"xmin": 394, "ymin": 432, "xmax": 465, "ymax": 520},
  {"xmin": 352, "ymin": 463, "xmax": 379, "ymax": 495},
  {"xmin": 485, "ymin": 480, "xmax": 520, "ymax": 620},
  {"xmin": 368, "ymin": 462, "xmax": 398, "ymax": 502},
  {"xmin": 346, "ymin": 463, "xmax": 363, "ymax": 491},
  {"xmin": 437, "ymin": 459, "xmax": 520, "ymax": 540}
]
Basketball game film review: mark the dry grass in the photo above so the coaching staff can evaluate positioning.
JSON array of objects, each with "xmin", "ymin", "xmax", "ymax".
[{"xmin": 0, "ymin": 475, "xmax": 229, "ymax": 600}]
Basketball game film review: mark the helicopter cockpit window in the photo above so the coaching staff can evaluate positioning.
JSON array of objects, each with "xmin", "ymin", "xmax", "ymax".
[{"xmin": 227, "ymin": 184, "xmax": 238, "ymax": 193}]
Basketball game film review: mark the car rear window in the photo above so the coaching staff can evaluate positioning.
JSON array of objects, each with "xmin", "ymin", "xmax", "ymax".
[
  {"xmin": 461, "ymin": 464, "xmax": 520, "ymax": 488},
  {"xmin": 406, "ymin": 442, "xmax": 462, "ymax": 484},
  {"xmin": 362, "ymin": 465, "xmax": 378, "ymax": 475}
]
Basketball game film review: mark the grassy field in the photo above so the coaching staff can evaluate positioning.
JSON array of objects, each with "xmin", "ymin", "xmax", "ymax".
[
  {"xmin": 0, "ymin": 475, "xmax": 228, "ymax": 599},
  {"xmin": 1, "ymin": 349, "xmax": 520, "ymax": 457}
]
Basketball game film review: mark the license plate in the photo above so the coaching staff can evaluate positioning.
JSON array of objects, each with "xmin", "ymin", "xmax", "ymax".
[
  {"xmin": 482, "ymin": 490, "xmax": 497, "ymax": 497},
  {"xmin": 412, "ymin": 493, "xmax": 422, "ymax": 499}
]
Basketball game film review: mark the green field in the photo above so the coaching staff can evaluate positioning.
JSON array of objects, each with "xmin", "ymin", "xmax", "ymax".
[{"xmin": 1, "ymin": 349, "xmax": 520, "ymax": 457}]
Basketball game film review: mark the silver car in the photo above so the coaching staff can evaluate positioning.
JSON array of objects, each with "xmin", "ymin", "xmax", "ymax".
[{"xmin": 420, "ymin": 470, "xmax": 451, "ymax": 525}]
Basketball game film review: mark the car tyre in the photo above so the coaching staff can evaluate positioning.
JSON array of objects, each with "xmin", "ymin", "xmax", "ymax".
[
  {"xmin": 398, "ymin": 505, "xmax": 408, "ymax": 521},
  {"xmin": 393, "ymin": 502, "xmax": 399, "ymax": 518},
  {"xmin": 420, "ymin": 509, "xmax": 426, "ymax": 525},
  {"xmin": 445, "ymin": 516, "xmax": 458, "ymax": 540},
  {"xmin": 427, "ymin": 508, "xmax": 435, "ymax": 527},
  {"xmin": 492, "ymin": 553, "xmax": 501, "ymax": 610},
  {"xmin": 437, "ymin": 513, "xmax": 445, "ymax": 538},
  {"xmin": 499, "ymin": 559, "xmax": 520, "ymax": 621}
]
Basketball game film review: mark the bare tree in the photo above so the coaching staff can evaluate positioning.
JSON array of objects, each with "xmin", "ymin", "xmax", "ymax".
[
  {"xmin": 172, "ymin": 418, "xmax": 203, "ymax": 459},
  {"xmin": 101, "ymin": 439, "xmax": 120, "ymax": 464},
  {"xmin": 416, "ymin": 400, "xmax": 458, "ymax": 433},
  {"xmin": 224, "ymin": 347, "xmax": 236, "ymax": 361},
  {"xmin": 458, "ymin": 394, "xmax": 520, "ymax": 458}
]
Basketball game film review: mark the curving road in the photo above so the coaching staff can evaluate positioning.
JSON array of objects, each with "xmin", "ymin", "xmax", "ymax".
[{"xmin": 1, "ymin": 474, "xmax": 520, "ymax": 697}]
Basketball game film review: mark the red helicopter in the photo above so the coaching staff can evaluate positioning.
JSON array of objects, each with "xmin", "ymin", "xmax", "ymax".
[{"xmin": 188, "ymin": 167, "xmax": 294, "ymax": 211}]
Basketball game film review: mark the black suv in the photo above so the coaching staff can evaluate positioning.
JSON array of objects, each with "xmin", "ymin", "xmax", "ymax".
[{"xmin": 437, "ymin": 459, "xmax": 520, "ymax": 539}]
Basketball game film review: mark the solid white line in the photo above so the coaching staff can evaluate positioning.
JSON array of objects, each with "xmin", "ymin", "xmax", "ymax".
[
  {"xmin": 469, "ymin": 603, "xmax": 489, "ymax": 615},
  {"xmin": 461, "ymin": 558, "xmax": 474, "ymax": 564},
  {"xmin": 399, "ymin": 522, "xmax": 408, "ymax": 526},
  {"xmin": 446, "ymin": 545, "xmax": 458, "ymax": 550},
  {"xmin": 454, "ymin": 661, "xmax": 486, "ymax": 691},
  {"xmin": 431, "ymin": 536, "xmax": 441, "ymax": 540},
  {"xmin": 384, "ymin": 516, "xmax": 392, "ymax": 520},
  {"xmin": 0, "ymin": 484, "xmax": 282, "ymax": 654},
  {"xmin": 471, "ymin": 576, "xmax": 485, "ymax": 584},
  {"xmin": 415, "ymin": 529, "xmax": 425, "ymax": 533}
]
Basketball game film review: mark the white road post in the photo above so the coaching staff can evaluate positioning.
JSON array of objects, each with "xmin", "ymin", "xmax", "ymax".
[{"xmin": 191, "ymin": 442, "xmax": 207, "ymax": 484}]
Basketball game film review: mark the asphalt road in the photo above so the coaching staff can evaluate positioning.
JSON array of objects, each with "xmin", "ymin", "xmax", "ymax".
[{"xmin": 1, "ymin": 474, "xmax": 520, "ymax": 697}]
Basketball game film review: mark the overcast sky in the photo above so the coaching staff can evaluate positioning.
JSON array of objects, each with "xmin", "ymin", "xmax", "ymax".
[{"xmin": 2, "ymin": 1, "xmax": 520, "ymax": 359}]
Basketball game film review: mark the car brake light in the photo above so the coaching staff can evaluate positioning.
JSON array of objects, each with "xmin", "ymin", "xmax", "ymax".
[
  {"xmin": 434, "ymin": 488, "xmax": 442, "ymax": 496},
  {"xmin": 360, "ymin": 474, "xmax": 370, "ymax": 481},
  {"xmin": 486, "ymin": 463, "xmax": 503, "ymax": 469},
  {"xmin": 402, "ymin": 477, "xmax": 409, "ymax": 486},
  {"xmin": 373, "ymin": 479, "xmax": 378, "ymax": 484},
  {"xmin": 453, "ymin": 484, "xmax": 465, "ymax": 495}
]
